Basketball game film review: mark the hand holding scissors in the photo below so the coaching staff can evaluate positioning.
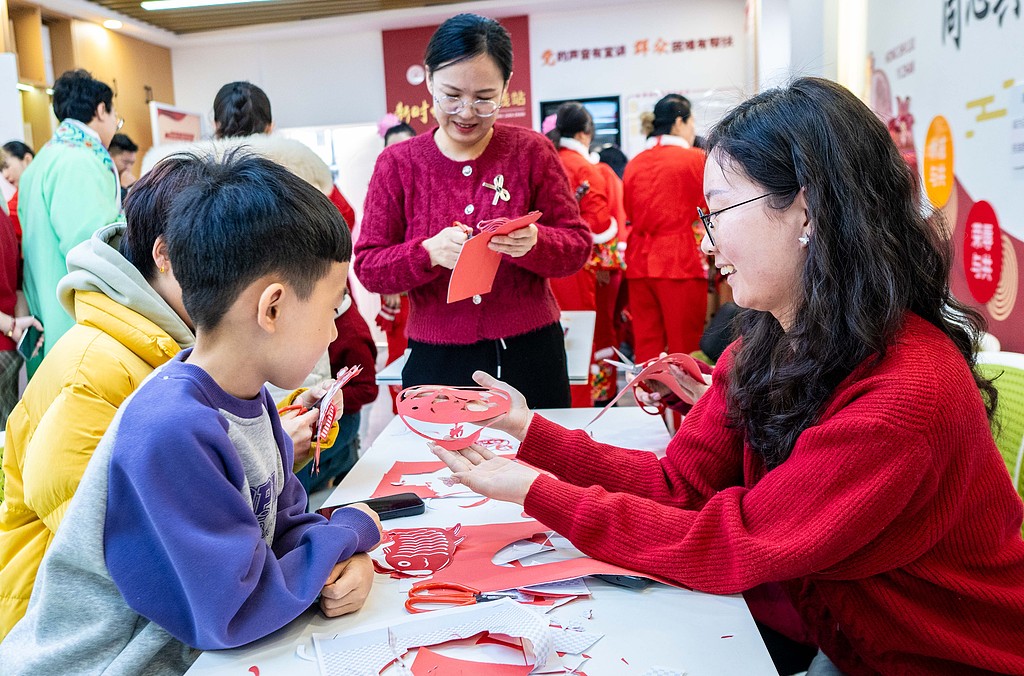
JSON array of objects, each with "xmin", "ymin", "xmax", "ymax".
[{"xmin": 405, "ymin": 581, "xmax": 509, "ymax": 614}]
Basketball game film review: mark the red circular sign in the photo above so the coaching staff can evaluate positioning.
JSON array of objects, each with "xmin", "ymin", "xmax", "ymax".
[{"xmin": 962, "ymin": 200, "xmax": 1002, "ymax": 304}]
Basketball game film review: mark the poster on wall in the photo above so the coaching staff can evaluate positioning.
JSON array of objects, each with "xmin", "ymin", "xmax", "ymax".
[
  {"xmin": 866, "ymin": 0, "xmax": 1024, "ymax": 351},
  {"xmin": 381, "ymin": 16, "xmax": 533, "ymax": 135},
  {"xmin": 527, "ymin": 0, "xmax": 746, "ymax": 158},
  {"xmin": 148, "ymin": 102, "xmax": 203, "ymax": 146}
]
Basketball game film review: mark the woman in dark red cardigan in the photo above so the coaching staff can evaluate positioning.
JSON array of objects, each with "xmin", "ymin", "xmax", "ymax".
[
  {"xmin": 354, "ymin": 14, "xmax": 590, "ymax": 409},
  {"xmin": 432, "ymin": 78, "xmax": 1024, "ymax": 675}
]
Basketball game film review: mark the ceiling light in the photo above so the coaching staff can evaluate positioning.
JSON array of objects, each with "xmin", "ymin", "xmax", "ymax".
[
  {"xmin": 141, "ymin": 0, "xmax": 274, "ymax": 10},
  {"xmin": 103, "ymin": 19, "xmax": 123, "ymax": 29},
  {"xmin": 16, "ymin": 83, "xmax": 34, "ymax": 92}
]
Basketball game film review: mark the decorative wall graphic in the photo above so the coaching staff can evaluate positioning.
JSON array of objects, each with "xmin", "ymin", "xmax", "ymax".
[{"xmin": 867, "ymin": 1, "xmax": 1024, "ymax": 348}]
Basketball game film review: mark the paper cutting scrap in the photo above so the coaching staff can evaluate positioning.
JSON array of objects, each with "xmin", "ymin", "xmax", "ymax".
[{"xmin": 312, "ymin": 599, "xmax": 553, "ymax": 676}]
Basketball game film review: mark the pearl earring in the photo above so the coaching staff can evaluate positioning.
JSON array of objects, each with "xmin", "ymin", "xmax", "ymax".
[{"xmin": 798, "ymin": 235, "xmax": 810, "ymax": 246}]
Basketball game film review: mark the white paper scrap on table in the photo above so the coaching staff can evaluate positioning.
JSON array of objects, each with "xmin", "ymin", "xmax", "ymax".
[
  {"xmin": 640, "ymin": 668, "xmax": 687, "ymax": 676},
  {"xmin": 550, "ymin": 626, "xmax": 604, "ymax": 655},
  {"xmin": 517, "ymin": 577, "xmax": 590, "ymax": 597},
  {"xmin": 311, "ymin": 598, "xmax": 553, "ymax": 676}
]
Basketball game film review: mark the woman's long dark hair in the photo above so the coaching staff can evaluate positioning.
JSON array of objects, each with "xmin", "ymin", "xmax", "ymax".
[{"xmin": 706, "ymin": 77, "xmax": 997, "ymax": 468}]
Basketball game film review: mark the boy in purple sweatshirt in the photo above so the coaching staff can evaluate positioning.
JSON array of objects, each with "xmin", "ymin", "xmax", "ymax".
[{"xmin": 0, "ymin": 152, "xmax": 383, "ymax": 674}]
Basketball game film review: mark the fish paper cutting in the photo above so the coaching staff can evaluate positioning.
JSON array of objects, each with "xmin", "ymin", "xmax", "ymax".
[{"xmin": 375, "ymin": 524, "xmax": 466, "ymax": 578}]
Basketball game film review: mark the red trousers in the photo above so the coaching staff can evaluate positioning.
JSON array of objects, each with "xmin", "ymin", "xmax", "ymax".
[
  {"xmin": 628, "ymin": 277, "xmax": 707, "ymax": 363},
  {"xmin": 549, "ymin": 269, "xmax": 597, "ymax": 407}
]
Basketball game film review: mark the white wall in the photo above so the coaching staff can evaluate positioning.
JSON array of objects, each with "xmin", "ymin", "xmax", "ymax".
[
  {"xmin": 171, "ymin": 29, "xmax": 386, "ymax": 130},
  {"xmin": 171, "ymin": 0, "xmax": 746, "ymax": 134}
]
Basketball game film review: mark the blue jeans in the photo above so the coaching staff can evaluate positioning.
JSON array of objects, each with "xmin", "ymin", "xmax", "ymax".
[
  {"xmin": 807, "ymin": 650, "xmax": 846, "ymax": 676},
  {"xmin": 297, "ymin": 411, "xmax": 360, "ymax": 497}
]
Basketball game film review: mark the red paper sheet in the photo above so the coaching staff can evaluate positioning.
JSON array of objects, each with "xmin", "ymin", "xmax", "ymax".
[
  {"xmin": 411, "ymin": 646, "xmax": 532, "ymax": 675},
  {"xmin": 447, "ymin": 211, "xmax": 542, "ymax": 303},
  {"xmin": 426, "ymin": 520, "xmax": 672, "ymax": 593}
]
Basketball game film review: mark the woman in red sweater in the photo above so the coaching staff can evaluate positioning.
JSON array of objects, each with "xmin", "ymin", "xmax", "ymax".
[
  {"xmin": 355, "ymin": 14, "xmax": 590, "ymax": 409},
  {"xmin": 623, "ymin": 94, "xmax": 709, "ymax": 362},
  {"xmin": 432, "ymin": 78, "xmax": 1024, "ymax": 675}
]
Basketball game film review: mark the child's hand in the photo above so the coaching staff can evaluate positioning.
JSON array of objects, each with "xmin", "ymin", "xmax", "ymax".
[
  {"xmin": 299, "ymin": 379, "xmax": 344, "ymax": 412},
  {"xmin": 320, "ymin": 553, "xmax": 374, "ymax": 618},
  {"xmin": 344, "ymin": 503, "xmax": 383, "ymax": 547},
  {"xmin": 279, "ymin": 408, "xmax": 318, "ymax": 462}
]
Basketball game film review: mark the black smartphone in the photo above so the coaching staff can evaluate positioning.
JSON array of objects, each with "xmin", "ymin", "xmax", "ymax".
[
  {"xmin": 317, "ymin": 492, "xmax": 425, "ymax": 521},
  {"xmin": 16, "ymin": 323, "xmax": 43, "ymax": 361},
  {"xmin": 592, "ymin": 574, "xmax": 652, "ymax": 589}
]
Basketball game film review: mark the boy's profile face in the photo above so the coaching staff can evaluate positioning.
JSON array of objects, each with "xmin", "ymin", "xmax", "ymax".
[{"xmin": 268, "ymin": 261, "xmax": 349, "ymax": 390}]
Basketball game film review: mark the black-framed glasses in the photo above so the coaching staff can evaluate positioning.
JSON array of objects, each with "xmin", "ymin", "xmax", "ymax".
[
  {"xmin": 697, "ymin": 192, "xmax": 784, "ymax": 247},
  {"xmin": 432, "ymin": 94, "xmax": 501, "ymax": 117}
]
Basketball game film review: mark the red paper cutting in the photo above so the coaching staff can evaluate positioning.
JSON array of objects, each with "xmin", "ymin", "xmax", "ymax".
[
  {"xmin": 447, "ymin": 211, "xmax": 543, "ymax": 303},
  {"xmin": 590, "ymin": 352, "xmax": 704, "ymax": 426},
  {"xmin": 397, "ymin": 386, "xmax": 512, "ymax": 450},
  {"xmin": 426, "ymin": 521, "xmax": 672, "ymax": 593},
  {"xmin": 376, "ymin": 524, "xmax": 465, "ymax": 577},
  {"xmin": 370, "ymin": 456, "xmax": 514, "ymax": 500}
]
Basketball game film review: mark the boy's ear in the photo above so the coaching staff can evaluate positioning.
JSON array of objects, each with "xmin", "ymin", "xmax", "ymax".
[
  {"xmin": 256, "ymin": 282, "xmax": 286, "ymax": 333},
  {"xmin": 151, "ymin": 236, "xmax": 171, "ymax": 274}
]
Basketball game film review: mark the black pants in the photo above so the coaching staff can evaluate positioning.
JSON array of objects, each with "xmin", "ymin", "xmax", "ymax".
[{"xmin": 403, "ymin": 322, "xmax": 571, "ymax": 409}]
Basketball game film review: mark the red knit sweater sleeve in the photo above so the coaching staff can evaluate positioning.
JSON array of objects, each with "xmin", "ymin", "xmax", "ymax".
[
  {"xmin": 519, "ymin": 372, "xmax": 936, "ymax": 593},
  {"xmin": 507, "ymin": 137, "xmax": 591, "ymax": 279},
  {"xmin": 354, "ymin": 150, "xmax": 443, "ymax": 294}
]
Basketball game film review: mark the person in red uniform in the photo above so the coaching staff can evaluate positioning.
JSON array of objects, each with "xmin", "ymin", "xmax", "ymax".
[
  {"xmin": 546, "ymin": 102, "xmax": 616, "ymax": 406},
  {"xmin": 623, "ymin": 94, "xmax": 708, "ymax": 362},
  {"xmin": 432, "ymin": 77, "xmax": 1024, "ymax": 676}
]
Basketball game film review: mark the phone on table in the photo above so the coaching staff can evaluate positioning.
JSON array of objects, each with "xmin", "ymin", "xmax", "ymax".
[
  {"xmin": 16, "ymin": 323, "xmax": 43, "ymax": 361},
  {"xmin": 591, "ymin": 574, "xmax": 652, "ymax": 590},
  {"xmin": 317, "ymin": 492, "xmax": 425, "ymax": 521}
]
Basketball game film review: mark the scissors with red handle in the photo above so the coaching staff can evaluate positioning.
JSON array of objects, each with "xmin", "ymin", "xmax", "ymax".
[{"xmin": 404, "ymin": 581, "xmax": 509, "ymax": 614}]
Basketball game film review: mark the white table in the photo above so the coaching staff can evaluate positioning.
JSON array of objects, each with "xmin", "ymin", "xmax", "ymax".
[
  {"xmin": 187, "ymin": 408, "xmax": 777, "ymax": 676},
  {"xmin": 376, "ymin": 310, "xmax": 596, "ymax": 386}
]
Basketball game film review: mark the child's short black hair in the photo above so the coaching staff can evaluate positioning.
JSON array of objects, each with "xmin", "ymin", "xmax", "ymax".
[
  {"xmin": 52, "ymin": 69, "xmax": 114, "ymax": 123},
  {"xmin": 120, "ymin": 153, "xmax": 211, "ymax": 281},
  {"xmin": 165, "ymin": 150, "xmax": 351, "ymax": 331}
]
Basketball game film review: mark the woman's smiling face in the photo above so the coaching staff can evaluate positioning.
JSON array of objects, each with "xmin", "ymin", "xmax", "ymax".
[
  {"xmin": 700, "ymin": 150, "xmax": 812, "ymax": 331},
  {"xmin": 427, "ymin": 53, "xmax": 507, "ymax": 154}
]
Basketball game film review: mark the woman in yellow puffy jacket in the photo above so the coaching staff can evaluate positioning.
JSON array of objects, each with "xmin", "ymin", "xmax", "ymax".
[{"xmin": 0, "ymin": 154, "xmax": 341, "ymax": 638}]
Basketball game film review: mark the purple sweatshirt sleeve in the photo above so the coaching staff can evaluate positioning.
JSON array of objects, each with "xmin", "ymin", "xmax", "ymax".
[
  {"xmin": 104, "ymin": 387, "xmax": 379, "ymax": 650},
  {"xmin": 508, "ymin": 136, "xmax": 591, "ymax": 278},
  {"xmin": 355, "ymin": 149, "xmax": 444, "ymax": 294}
]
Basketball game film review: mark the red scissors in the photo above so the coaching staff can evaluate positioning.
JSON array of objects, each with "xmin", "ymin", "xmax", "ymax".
[{"xmin": 404, "ymin": 581, "xmax": 509, "ymax": 614}]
